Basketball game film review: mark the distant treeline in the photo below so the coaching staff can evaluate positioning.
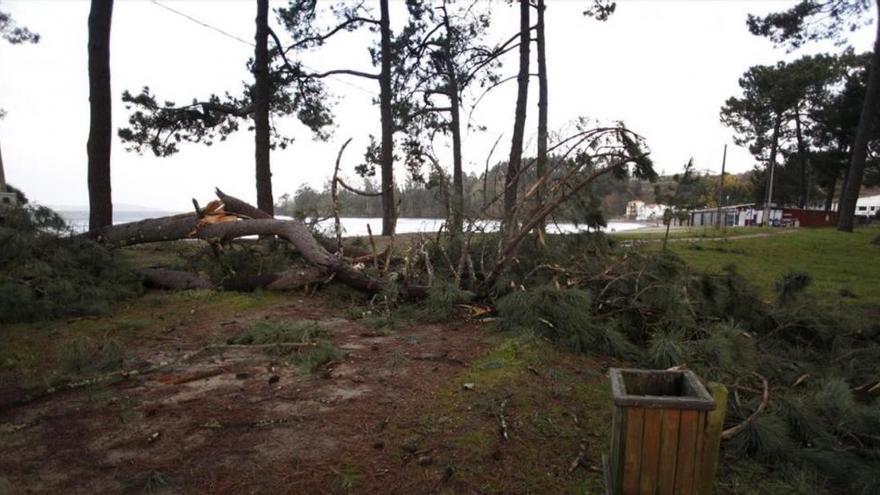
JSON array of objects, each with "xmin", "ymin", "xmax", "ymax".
[{"xmin": 276, "ymin": 157, "xmax": 758, "ymax": 220}]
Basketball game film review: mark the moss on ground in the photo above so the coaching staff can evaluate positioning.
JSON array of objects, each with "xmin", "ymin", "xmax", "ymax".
[
  {"xmin": 0, "ymin": 289, "xmax": 286, "ymax": 384},
  {"xmin": 382, "ymin": 334, "xmax": 613, "ymax": 494}
]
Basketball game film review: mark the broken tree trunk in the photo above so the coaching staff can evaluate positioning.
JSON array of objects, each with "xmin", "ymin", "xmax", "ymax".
[
  {"xmin": 217, "ymin": 187, "xmax": 371, "ymax": 258},
  {"xmin": 88, "ymin": 190, "xmax": 427, "ymax": 299}
]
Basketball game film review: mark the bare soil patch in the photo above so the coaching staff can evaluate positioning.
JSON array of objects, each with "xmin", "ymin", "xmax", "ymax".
[{"xmin": 0, "ymin": 293, "xmax": 474, "ymax": 493}]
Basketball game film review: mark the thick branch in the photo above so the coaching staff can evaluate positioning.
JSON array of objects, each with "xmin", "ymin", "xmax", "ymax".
[
  {"xmin": 295, "ymin": 69, "xmax": 380, "ymax": 80},
  {"xmin": 283, "ymin": 16, "xmax": 379, "ymax": 53},
  {"xmin": 87, "ymin": 190, "xmax": 427, "ymax": 299}
]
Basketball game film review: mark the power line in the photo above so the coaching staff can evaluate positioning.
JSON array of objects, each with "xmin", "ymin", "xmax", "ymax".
[
  {"xmin": 148, "ymin": 0, "xmax": 378, "ymax": 97},
  {"xmin": 150, "ymin": 0, "xmax": 254, "ymax": 47}
]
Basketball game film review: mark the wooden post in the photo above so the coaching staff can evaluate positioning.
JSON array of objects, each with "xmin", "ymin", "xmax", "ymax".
[{"xmin": 697, "ymin": 383, "xmax": 728, "ymax": 495}]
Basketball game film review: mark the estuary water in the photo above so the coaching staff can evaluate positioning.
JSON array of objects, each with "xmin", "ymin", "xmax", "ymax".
[{"xmin": 57, "ymin": 210, "xmax": 646, "ymax": 236}]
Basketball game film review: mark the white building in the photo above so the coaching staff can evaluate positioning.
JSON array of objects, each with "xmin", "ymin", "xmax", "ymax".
[
  {"xmin": 625, "ymin": 200, "xmax": 644, "ymax": 219},
  {"xmin": 626, "ymin": 200, "xmax": 669, "ymax": 223},
  {"xmin": 831, "ymin": 194, "xmax": 880, "ymax": 217}
]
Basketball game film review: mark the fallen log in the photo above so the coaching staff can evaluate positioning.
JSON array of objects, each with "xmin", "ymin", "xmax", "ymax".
[
  {"xmin": 216, "ymin": 187, "xmax": 372, "ymax": 258},
  {"xmin": 88, "ymin": 190, "xmax": 428, "ymax": 299}
]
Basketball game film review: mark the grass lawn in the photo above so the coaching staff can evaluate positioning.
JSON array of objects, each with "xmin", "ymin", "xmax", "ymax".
[
  {"xmin": 613, "ymin": 225, "xmax": 774, "ymax": 240},
  {"xmin": 664, "ymin": 225, "xmax": 880, "ymax": 306}
]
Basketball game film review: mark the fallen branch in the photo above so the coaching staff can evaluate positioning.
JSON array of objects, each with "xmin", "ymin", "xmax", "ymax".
[
  {"xmin": 721, "ymin": 372, "xmax": 769, "ymax": 440},
  {"xmin": 568, "ymin": 442, "xmax": 588, "ymax": 473},
  {"xmin": 205, "ymin": 343, "xmax": 317, "ymax": 350},
  {"xmin": 367, "ymin": 223, "xmax": 380, "ymax": 272},
  {"xmin": 331, "ymin": 138, "xmax": 354, "ymax": 253},
  {"xmin": 167, "ymin": 368, "xmax": 228, "ymax": 385},
  {"xmin": 0, "ymin": 362, "xmax": 171, "ymax": 410},
  {"xmin": 498, "ymin": 397, "xmax": 510, "ymax": 441}
]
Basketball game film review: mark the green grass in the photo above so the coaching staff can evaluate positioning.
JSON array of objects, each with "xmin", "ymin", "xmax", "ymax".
[
  {"xmin": 666, "ymin": 226, "xmax": 880, "ymax": 306},
  {"xmin": 0, "ymin": 290, "xmax": 286, "ymax": 383},
  {"xmin": 613, "ymin": 225, "xmax": 774, "ymax": 241},
  {"xmin": 228, "ymin": 320, "xmax": 326, "ymax": 345}
]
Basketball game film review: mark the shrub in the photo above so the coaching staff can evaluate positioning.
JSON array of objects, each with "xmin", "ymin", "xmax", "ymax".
[
  {"xmin": 496, "ymin": 285, "xmax": 637, "ymax": 358},
  {"xmin": 644, "ymin": 328, "xmax": 690, "ymax": 368},
  {"xmin": 59, "ymin": 337, "xmax": 126, "ymax": 375},
  {"xmin": 0, "ymin": 205, "xmax": 141, "ymax": 323},
  {"xmin": 296, "ymin": 341, "xmax": 344, "ymax": 374},
  {"xmin": 775, "ymin": 271, "xmax": 812, "ymax": 305},
  {"xmin": 417, "ymin": 281, "xmax": 474, "ymax": 323},
  {"xmin": 228, "ymin": 320, "xmax": 325, "ymax": 346},
  {"xmin": 181, "ymin": 239, "xmax": 302, "ymax": 283}
]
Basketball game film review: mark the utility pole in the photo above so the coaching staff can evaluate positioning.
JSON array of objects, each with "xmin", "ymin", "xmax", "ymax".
[{"xmin": 715, "ymin": 144, "xmax": 727, "ymax": 228}]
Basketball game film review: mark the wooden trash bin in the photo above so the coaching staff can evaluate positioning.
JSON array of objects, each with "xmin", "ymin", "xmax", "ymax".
[{"xmin": 605, "ymin": 368, "xmax": 727, "ymax": 495}]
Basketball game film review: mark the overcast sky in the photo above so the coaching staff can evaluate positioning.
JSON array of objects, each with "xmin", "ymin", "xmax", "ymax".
[{"xmin": 0, "ymin": 0, "xmax": 875, "ymax": 211}]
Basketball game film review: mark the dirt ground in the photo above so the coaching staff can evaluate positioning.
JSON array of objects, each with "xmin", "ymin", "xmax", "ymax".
[{"xmin": 0, "ymin": 290, "xmax": 613, "ymax": 494}]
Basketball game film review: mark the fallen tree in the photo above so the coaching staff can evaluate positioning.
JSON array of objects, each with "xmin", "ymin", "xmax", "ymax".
[{"xmin": 88, "ymin": 189, "xmax": 428, "ymax": 298}]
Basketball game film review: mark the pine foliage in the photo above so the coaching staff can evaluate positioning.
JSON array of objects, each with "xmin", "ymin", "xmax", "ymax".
[
  {"xmin": 490, "ymin": 236, "xmax": 880, "ymax": 493},
  {"xmin": 0, "ymin": 205, "xmax": 141, "ymax": 323}
]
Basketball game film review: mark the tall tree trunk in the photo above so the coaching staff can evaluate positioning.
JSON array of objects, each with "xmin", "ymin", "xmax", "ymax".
[
  {"xmin": 447, "ymin": 68, "xmax": 464, "ymax": 237},
  {"xmin": 824, "ymin": 175, "xmax": 836, "ymax": 211},
  {"xmin": 762, "ymin": 114, "xmax": 782, "ymax": 226},
  {"xmin": 253, "ymin": 0, "xmax": 273, "ymax": 216},
  {"xmin": 794, "ymin": 105, "xmax": 808, "ymax": 209},
  {"xmin": 87, "ymin": 0, "xmax": 114, "ymax": 231},
  {"xmin": 379, "ymin": 0, "xmax": 396, "ymax": 236},
  {"xmin": 443, "ymin": 11, "xmax": 464, "ymax": 237},
  {"xmin": 0, "ymin": 139, "xmax": 6, "ymax": 192},
  {"xmin": 535, "ymin": 0, "xmax": 548, "ymax": 236},
  {"xmin": 838, "ymin": 3, "xmax": 880, "ymax": 232},
  {"xmin": 503, "ymin": 0, "xmax": 531, "ymax": 231}
]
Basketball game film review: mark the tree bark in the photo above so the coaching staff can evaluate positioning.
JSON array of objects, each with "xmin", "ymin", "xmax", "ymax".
[
  {"xmin": 794, "ymin": 105, "xmax": 808, "ymax": 209},
  {"xmin": 443, "ymin": 13, "xmax": 464, "ymax": 237},
  {"xmin": 88, "ymin": 190, "xmax": 427, "ymax": 299},
  {"xmin": 0, "ymin": 138, "xmax": 7, "ymax": 192},
  {"xmin": 379, "ymin": 0, "xmax": 396, "ymax": 236},
  {"xmin": 87, "ymin": 0, "xmax": 114, "ymax": 231},
  {"xmin": 503, "ymin": 0, "xmax": 531, "ymax": 231},
  {"xmin": 838, "ymin": 2, "xmax": 880, "ymax": 232},
  {"xmin": 254, "ymin": 0, "xmax": 273, "ymax": 216},
  {"xmin": 762, "ymin": 114, "xmax": 782, "ymax": 226},
  {"xmin": 535, "ymin": 0, "xmax": 548, "ymax": 235}
]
